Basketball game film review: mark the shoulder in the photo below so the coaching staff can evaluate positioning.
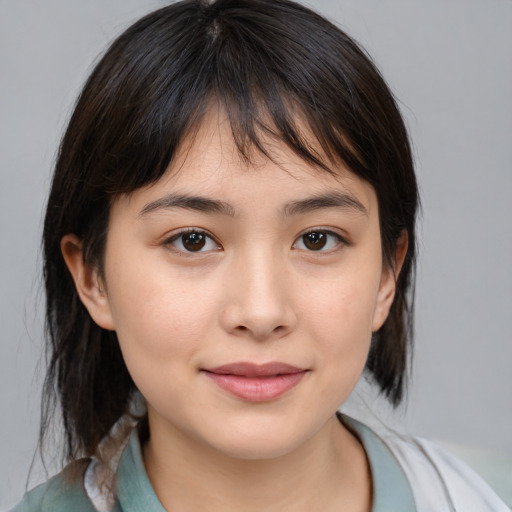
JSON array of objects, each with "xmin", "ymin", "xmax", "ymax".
[
  {"xmin": 381, "ymin": 430, "xmax": 512, "ymax": 511},
  {"xmin": 9, "ymin": 460, "xmax": 97, "ymax": 512}
]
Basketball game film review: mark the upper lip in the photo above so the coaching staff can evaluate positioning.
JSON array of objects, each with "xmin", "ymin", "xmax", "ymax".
[{"xmin": 204, "ymin": 362, "xmax": 306, "ymax": 377}]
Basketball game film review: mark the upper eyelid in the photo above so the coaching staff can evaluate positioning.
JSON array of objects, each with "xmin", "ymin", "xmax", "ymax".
[
  {"xmin": 297, "ymin": 227, "xmax": 348, "ymax": 241},
  {"xmin": 163, "ymin": 228, "xmax": 222, "ymax": 252},
  {"xmin": 164, "ymin": 227, "xmax": 218, "ymax": 242},
  {"xmin": 161, "ymin": 226, "xmax": 348, "ymax": 247},
  {"xmin": 292, "ymin": 228, "xmax": 349, "ymax": 252}
]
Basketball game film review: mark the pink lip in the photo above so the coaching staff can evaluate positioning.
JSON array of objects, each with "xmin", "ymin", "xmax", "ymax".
[{"xmin": 202, "ymin": 362, "xmax": 307, "ymax": 402}]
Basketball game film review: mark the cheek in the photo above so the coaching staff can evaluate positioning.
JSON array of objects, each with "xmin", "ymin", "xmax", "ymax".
[
  {"xmin": 300, "ymin": 266, "xmax": 381, "ymax": 389},
  {"xmin": 104, "ymin": 253, "xmax": 218, "ymax": 370},
  {"xmin": 305, "ymin": 272, "xmax": 380, "ymax": 342},
  {"xmin": 104, "ymin": 264, "xmax": 218, "ymax": 413}
]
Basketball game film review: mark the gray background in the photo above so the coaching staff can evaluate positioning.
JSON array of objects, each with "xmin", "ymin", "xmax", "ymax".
[{"xmin": 1, "ymin": 0, "xmax": 511, "ymax": 509}]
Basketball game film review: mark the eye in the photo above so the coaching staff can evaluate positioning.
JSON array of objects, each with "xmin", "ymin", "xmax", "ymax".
[
  {"xmin": 165, "ymin": 229, "xmax": 221, "ymax": 253},
  {"xmin": 293, "ymin": 230, "xmax": 345, "ymax": 252}
]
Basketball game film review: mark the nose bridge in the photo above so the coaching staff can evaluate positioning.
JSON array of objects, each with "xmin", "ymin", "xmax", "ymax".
[{"xmin": 220, "ymin": 244, "xmax": 296, "ymax": 340}]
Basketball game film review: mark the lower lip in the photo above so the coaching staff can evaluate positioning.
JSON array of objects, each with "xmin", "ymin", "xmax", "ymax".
[{"xmin": 203, "ymin": 371, "xmax": 307, "ymax": 402}]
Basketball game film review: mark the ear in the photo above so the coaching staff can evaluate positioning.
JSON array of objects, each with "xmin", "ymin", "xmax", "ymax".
[
  {"xmin": 61, "ymin": 234, "xmax": 115, "ymax": 330},
  {"xmin": 372, "ymin": 231, "xmax": 408, "ymax": 332}
]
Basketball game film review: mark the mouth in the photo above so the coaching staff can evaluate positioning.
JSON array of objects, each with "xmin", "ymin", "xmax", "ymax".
[{"xmin": 201, "ymin": 362, "xmax": 308, "ymax": 402}]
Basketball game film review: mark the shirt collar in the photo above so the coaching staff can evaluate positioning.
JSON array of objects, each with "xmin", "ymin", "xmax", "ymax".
[{"xmin": 115, "ymin": 415, "xmax": 416, "ymax": 512}]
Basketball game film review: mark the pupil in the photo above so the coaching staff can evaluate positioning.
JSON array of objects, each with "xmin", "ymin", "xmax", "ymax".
[
  {"xmin": 183, "ymin": 232, "xmax": 206, "ymax": 251},
  {"xmin": 304, "ymin": 232, "xmax": 326, "ymax": 250}
]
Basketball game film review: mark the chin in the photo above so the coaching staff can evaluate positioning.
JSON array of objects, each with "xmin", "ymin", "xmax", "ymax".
[
  {"xmin": 199, "ymin": 414, "xmax": 318, "ymax": 461},
  {"xmin": 209, "ymin": 432, "xmax": 304, "ymax": 461}
]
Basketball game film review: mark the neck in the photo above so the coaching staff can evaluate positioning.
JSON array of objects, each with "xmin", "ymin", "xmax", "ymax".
[{"xmin": 143, "ymin": 414, "xmax": 372, "ymax": 512}]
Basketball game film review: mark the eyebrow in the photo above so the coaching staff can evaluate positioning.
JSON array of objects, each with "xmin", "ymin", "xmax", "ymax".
[
  {"xmin": 139, "ymin": 193, "xmax": 236, "ymax": 217},
  {"xmin": 282, "ymin": 192, "xmax": 368, "ymax": 217},
  {"xmin": 139, "ymin": 191, "xmax": 367, "ymax": 218}
]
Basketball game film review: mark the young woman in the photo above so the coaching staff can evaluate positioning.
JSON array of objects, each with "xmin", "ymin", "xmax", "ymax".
[{"xmin": 11, "ymin": 0, "xmax": 509, "ymax": 510}]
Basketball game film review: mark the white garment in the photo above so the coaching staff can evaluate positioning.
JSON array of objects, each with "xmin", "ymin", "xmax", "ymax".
[{"xmin": 378, "ymin": 430, "xmax": 510, "ymax": 511}]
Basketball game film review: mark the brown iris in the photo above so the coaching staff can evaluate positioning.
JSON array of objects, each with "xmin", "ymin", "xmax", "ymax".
[
  {"xmin": 302, "ymin": 232, "xmax": 327, "ymax": 251},
  {"xmin": 182, "ymin": 232, "xmax": 206, "ymax": 251}
]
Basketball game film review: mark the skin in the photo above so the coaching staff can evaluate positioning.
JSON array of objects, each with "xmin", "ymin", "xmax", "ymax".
[{"xmin": 62, "ymin": 109, "xmax": 406, "ymax": 512}]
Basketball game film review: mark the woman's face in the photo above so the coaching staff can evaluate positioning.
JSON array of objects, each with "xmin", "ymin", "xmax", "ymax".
[{"xmin": 81, "ymin": 110, "xmax": 398, "ymax": 460}]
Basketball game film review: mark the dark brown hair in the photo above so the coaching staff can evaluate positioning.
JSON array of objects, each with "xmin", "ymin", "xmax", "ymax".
[{"xmin": 42, "ymin": 0, "xmax": 419, "ymax": 464}]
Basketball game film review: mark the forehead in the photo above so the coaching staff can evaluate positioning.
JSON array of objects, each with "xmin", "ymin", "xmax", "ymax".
[
  {"xmin": 114, "ymin": 107, "xmax": 378, "ymax": 220},
  {"xmin": 158, "ymin": 110, "xmax": 373, "ymax": 204}
]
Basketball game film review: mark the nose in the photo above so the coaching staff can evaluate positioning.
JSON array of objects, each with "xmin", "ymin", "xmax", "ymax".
[{"xmin": 219, "ymin": 251, "xmax": 297, "ymax": 341}]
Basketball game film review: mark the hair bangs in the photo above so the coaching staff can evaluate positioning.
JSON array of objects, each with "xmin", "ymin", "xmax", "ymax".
[{"xmin": 81, "ymin": 0, "xmax": 369, "ymax": 200}]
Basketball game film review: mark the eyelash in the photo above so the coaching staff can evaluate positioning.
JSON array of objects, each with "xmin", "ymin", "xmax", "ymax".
[
  {"xmin": 164, "ymin": 229, "xmax": 221, "ymax": 254},
  {"xmin": 163, "ymin": 228, "xmax": 348, "ymax": 254},
  {"xmin": 292, "ymin": 229, "xmax": 347, "ymax": 253}
]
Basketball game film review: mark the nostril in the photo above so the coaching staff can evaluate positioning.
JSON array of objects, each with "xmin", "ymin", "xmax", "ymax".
[{"xmin": 220, "ymin": 301, "xmax": 297, "ymax": 341}]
